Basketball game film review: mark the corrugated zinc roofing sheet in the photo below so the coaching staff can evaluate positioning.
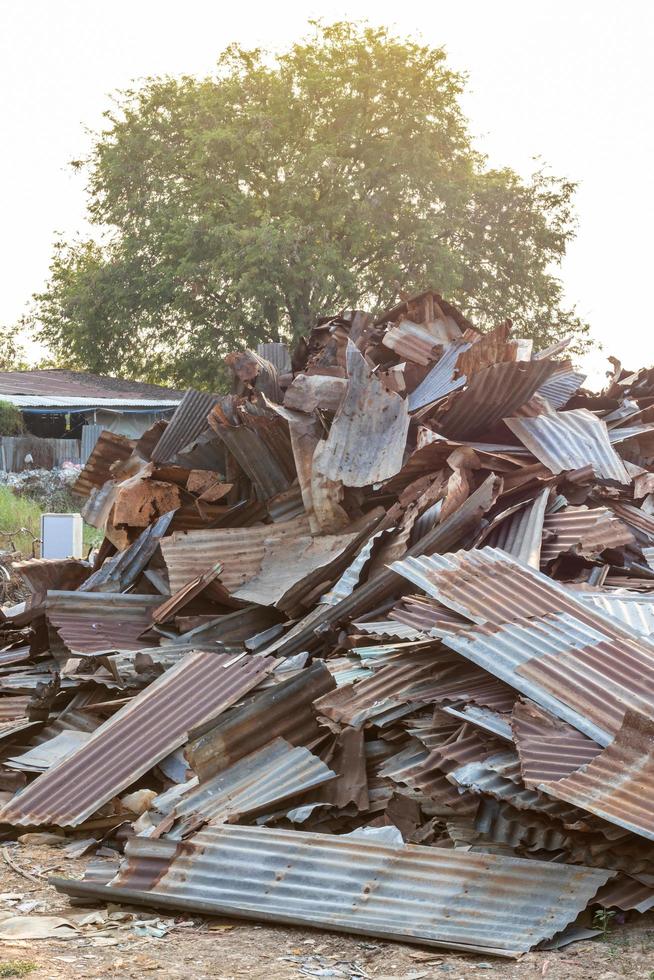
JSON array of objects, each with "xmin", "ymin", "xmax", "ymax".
[
  {"xmin": 390, "ymin": 547, "xmax": 649, "ymax": 641},
  {"xmin": 72, "ymin": 430, "xmax": 134, "ymax": 499},
  {"xmin": 45, "ymin": 591, "xmax": 162, "ymax": 654},
  {"xmin": 169, "ymin": 737, "xmax": 335, "ymax": 836},
  {"xmin": 441, "ymin": 610, "xmax": 654, "ymax": 745},
  {"xmin": 0, "ymin": 651, "xmax": 274, "ymax": 826},
  {"xmin": 535, "ymin": 369, "xmax": 586, "ymax": 409},
  {"xmin": 151, "ymin": 390, "xmax": 220, "ymax": 464},
  {"xmin": 576, "ymin": 592, "xmax": 654, "ymax": 636},
  {"xmin": 505, "ymin": 410, "xmax": 631, "ymax": 484},
  {"xmin": 437, "ymin": 359, "xmax": 559, "ymax": 439},
  {"xmin": 407, "ymin": 342, "xmax": 469, "ymax": 412},
  {"xmin": 317, "ymin": 342, "xmax": 409, "ymax": 487},
  {"xmin": 540, "ymin": 506, "xmax": 634, "ymax": 563},
  {"xmin": 61, "ymin": 824, "xmax": 612, "ymax": 955},
  {"xmin": 537, "ymin": 709, "xmax": 654, "ymax": 841},
  {"xmin": 186, "ymin": 660, "xmax": 336, "ymax": 781}
]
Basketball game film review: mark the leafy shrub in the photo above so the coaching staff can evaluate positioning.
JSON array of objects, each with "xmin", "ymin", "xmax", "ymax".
[{"xmin": 0, "ymin": 401, "xmax": 25, "ymax": 436}]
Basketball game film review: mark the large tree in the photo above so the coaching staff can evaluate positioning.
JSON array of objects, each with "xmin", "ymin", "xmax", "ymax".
[{"xmin": 34, "ymin": 21, "xmax": 589, "ymax": 389}]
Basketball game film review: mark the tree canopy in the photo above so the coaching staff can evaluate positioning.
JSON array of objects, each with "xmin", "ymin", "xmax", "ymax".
[{"xmin": 33, "ymin": 21, "xmax": 589, "ymax": 389}]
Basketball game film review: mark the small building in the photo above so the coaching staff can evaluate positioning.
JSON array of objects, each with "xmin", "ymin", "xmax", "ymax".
[{"xmin": 0, "ymin": 369, "xmax": 182, "ymax": 471}]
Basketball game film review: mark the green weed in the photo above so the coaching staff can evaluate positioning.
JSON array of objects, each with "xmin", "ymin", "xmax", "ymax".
[{"xmin": 0, "ymin": 962, "xmax": 37, "ymax": 978}]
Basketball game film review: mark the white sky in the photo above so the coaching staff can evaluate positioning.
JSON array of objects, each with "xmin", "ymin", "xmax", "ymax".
[{"xmin": 1, "ymin": 0, "xmax": 653, "ymax": 386}]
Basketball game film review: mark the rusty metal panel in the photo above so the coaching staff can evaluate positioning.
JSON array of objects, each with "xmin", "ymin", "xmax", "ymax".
[
  {"xmin": 382, "ymin": 319, "xmax": 454, "ymax": 365},
  {"xmin": 72, "ymin": 431, "xmax": 134, "ymax": 499},
  {"xmin": 576, "ymin": 592, "xmax": 654, "ymax": 636},
  {"xmin": 0, "ymin": 368, "xmax": 181, "ymax": 402},
  {"xmin": 511, "ymin": 701, "xmax": 603, "ymax": 785},
  {"xmin": 437, "ymin": 360, "xmax": 558, "ymax": 440},
  {"xmin": 536, "ymin": 369, "xmax": 586, "ymax": 409},
  {"xmin": 407, "ymin": 342, "xmax": 469, "ymax": 412},
  {"xmin": 256, "ymin": 343, "xmax": 292, "ymax": 376},
  {"xmin": 161, "ymin": 515, "xmax": 359, "ymax": 609},
  {"xmin": 390, "ymin": 548, "xmax": 649, "ymax": 642},
  {"xmin": 273, "ymin": 475, "xmax": 501, "ymax": 658},
  {"xmin": 208, "ymin": 397, "xmax": 296, "ymax": 500},
  {"xmin": 161, "ymin": 515, "xmax": 311, "ymax": 594},
  {"xmin": 484, "ymin": 489, "xmax": 550, "ymax": 569},
  {"xmin": 0, "ymin": 651, "xmax": 274, "ymax": 827},
  {"xmin": 315, "ymin": 660, "xmax": 440, "ymax": 729},
  {"xmin": 441, "ymin": 609, "xmax": 654, "ymax": 746},
  {"xmin": 78, "ymin": 511, "xmax": 175, "ymax": 594},
  {"xmin": 186, "ymin": 661, "xmax": 336, "ymax": 781},
  {"xmin": 317, "ymin": 342, "xmax": 409, "ymax": 487},
  {"xmin": 540, "ymin": 506, "xmax": 634, "ymax": 563},
  {"xmin": 54, "ymin": 824, "xmax": 611, "ymax": 955},
  {"xmin": 151, "ymin": 390, "xmax": 219, "ymax": 464},
  {"xmin": 595, "ymin": 875, "xmax": 654, "ymax": 912},
  {"xmin": 505, "ymin": 410, "xmax": 631, "ymax": 484},
  {"xmin": 46, "ymin": 591, "xmax": 162, "ymax": 654},
  {"xmin": 169, "ymin": 738, "xmax": 335, "ymax": 835},
  {"xmin": 537, "ymin": 709, "xmax": 654, "ymax": 841}
]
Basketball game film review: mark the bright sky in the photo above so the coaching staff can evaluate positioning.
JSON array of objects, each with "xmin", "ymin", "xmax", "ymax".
[{"xmin": 1, "ymin": 0, "xmax": 653, "ymax": 386}]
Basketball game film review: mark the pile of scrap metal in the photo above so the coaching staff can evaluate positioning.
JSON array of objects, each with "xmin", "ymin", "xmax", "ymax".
[{"xmin": 1, "ymin": 290, "xmax": 654, "ymax": 957}]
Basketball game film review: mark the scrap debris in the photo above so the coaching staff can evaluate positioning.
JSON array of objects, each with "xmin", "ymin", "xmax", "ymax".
[{"xmin": 0, "ymin": 289, "xmax": 654, "ymax": 956}]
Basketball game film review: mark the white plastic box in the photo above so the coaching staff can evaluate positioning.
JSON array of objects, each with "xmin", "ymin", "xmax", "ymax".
[{"xmin": 40, "ymin": 513, "xmax": 84, "ymax": 559}]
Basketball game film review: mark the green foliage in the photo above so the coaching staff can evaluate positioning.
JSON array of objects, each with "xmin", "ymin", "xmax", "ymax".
[
  {"xmin": 593, "ymin": 907, "xmax": 616, "ymax": 940},
  {"xmin": 33, "ymin": 21, "xmax": 590, "ymax": 389},
  {"xmin": 0, "ymin": 961, "xmax": 37, "ymax": 977},
  {"xmin": 0, "ymin": 324, "xmax": 29, "ymax": 372},
  {"xmin": 0, "ymin": 401, "xmax": 25, "ymax": 436}
]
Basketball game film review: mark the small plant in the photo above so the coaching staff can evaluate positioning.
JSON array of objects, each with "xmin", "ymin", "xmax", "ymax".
[
  {"xmin": 0, "ymin": 401, "xmax": 25, "ymax": 437},
  {"xmin": 0, "ymin": 962, "xmax": 37, "ymax": 978},
  {"xmin": 592, "ymin": 907, "xmax": 616, "ymax": 940}
]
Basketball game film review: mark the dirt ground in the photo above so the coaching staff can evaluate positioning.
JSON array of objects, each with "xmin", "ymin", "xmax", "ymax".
[{"xmin": 0, "ymin": 842, "xmax": 651, "ymax": 980}]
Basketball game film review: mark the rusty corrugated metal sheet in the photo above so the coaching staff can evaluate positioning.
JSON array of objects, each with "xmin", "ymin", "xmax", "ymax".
[
  {"xmin": 441, "ymin": 609, "xmax": 654, "ymax": 746},
  {"xmin": 505, "ymin": 410, "xmax": 631, "ymax": 484},
  {"xmin": 595, "ymin": 875, "xmax": 654, "ymax": 912},
  {"xmin": 352, "ymin": 619, "xmax": 425, "ymax": 641},
  {"xmin": 437, "ymin": 360, "xmax": 559, "ymax": 440},
  {"xmin": 72, "ymin": 431, "xmax": 134, "ymax": 499},
  {"xmin": 45, "ymin": 591, "xmax": 162, "ymax": 654},
  {"xmin": 447, "ymin": 752, "xmax": 580, "ymax": 820},
  {"xmin": 161, "ymin": 515, "xmax": 358, "ymax": 610},
  {"xmin": 273, "ymin": 475, "xmax": 501, "ymax": 658},
  {"xmin": 381, "ymin": 319, "xmax": 454, "ymax": 365},
  {"xmin": 208, "ymin": 397, "xmax": 296, "ymax": 500},
  {"xmin": 315, "ymin": 660, "xmax": 441, "ymax": 729},
  {"xmin": 483, "ymin": 489, "xmax": 550, "ymax": 568},
  {"xmin": 406, "ymin": 342, "xmax": 469, "ymax": 413},
  {"xmin": 511, "ymin": 701, "xmax": 603, "ymax": 785},
  {"xmin": 537, "ymin": 709, "xmax": 654, "ymax": 841},
  {"xmin": 317, "ymin": 342, "xmax": 409, "ymax": 487},
  {"xmin": 151, "ymin": 390, "xmax": 220, "ymax": 464},
  {"xmin": 0, "ymin": 651, "xmax": 274, "ymax": 827},
  {"xmin": 388, "ymin": 595, "xmax": 470, "ymax": 636},
  {"xmin": 540, "ymin": 506, "xmax": 634, "ymax": 563},
  {"xmin": 52, "ymin": 824, "xmax": 611, "ymax": 955},
  {"xmin": 576, "ymin": 592, "xmax": 654, "ymax": 636},
  {"xmin": 186, "ymin": 661, "xmax": 336, "ymax": 781},
  {"xmin": 609, "ymin": 501, "xmax": 654, "ymax": 542},
  {"xmin": 0, "ymin": 369, "xmax": 181, "ymax": 401},
  {"xmin": 390, "ymin": 547, "xmax": 649, "ymax": 641},
  {"xmin": 536, "ymin": 369, "xmax": 586, "ymax": 409},
  {"xmin": 161, "ymin": 515, "xmax": 310, "ymax": 594},
  {"xmin": 257, "ymin": 342, "xmax": 292, "ymax": 376},
  {"xmin": 169, "ymin": 738, "xmax": 335, "ymax": 835}
]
